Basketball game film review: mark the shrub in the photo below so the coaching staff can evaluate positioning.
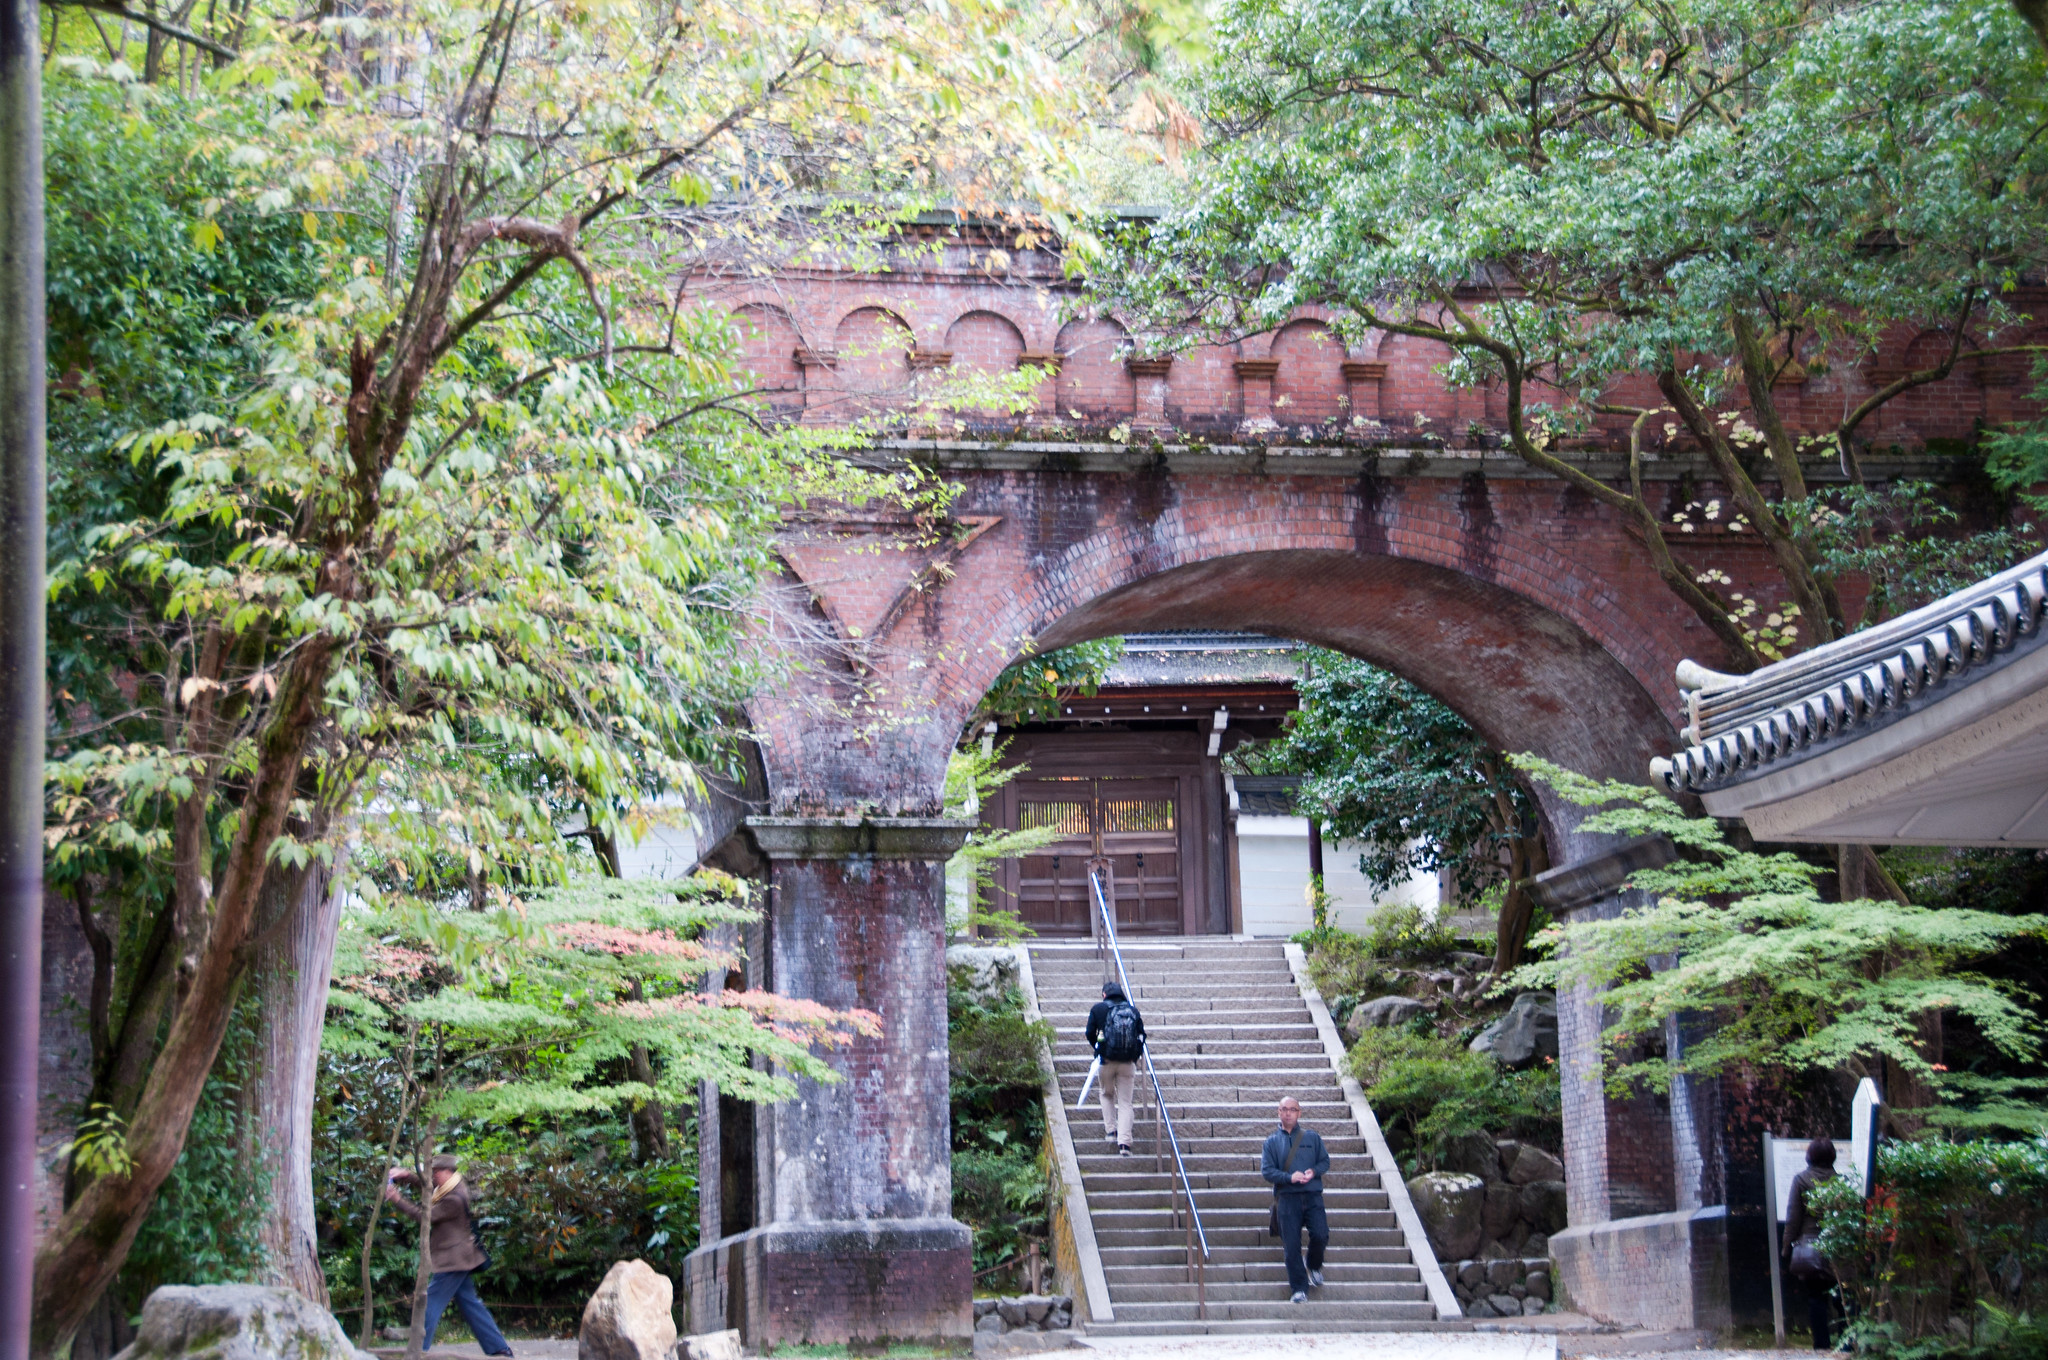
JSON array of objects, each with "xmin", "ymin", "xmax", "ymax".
[
  {"xmin": 1815, "ymin": 1137, "xmax": 2048, "ymax": 1356},
  {"xmin": 1347, "ymin": 1028, "xmax": 1560, "ymax": 1171},
  {"xmin": 947, "ymin": 980, "xmax": 1050, "ymax": 1286}
]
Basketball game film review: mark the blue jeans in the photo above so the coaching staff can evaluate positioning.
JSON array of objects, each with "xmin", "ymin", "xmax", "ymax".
[
  {"xmin": 424, "ymin": 1270, "xmax": 512, "ymax": 1355},
  {"xmin": 1276, "ymin": 1192, "xmax": 1329, "ymax": 1294}
]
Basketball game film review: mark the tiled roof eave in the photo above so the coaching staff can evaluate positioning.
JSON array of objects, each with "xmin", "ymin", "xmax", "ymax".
[{"xmin": 1652, "ymin": 550, "xmax": 2048, "ymax": 796}]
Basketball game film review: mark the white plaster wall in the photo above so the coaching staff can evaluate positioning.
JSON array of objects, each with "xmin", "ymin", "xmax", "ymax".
[
  {"xmin": 1236, "ymin": 814, "xmax": 1436, "ymax": 936},
  {"xmin": 614, "ymin": 803, "xmax": 702, "ymax": 880}
]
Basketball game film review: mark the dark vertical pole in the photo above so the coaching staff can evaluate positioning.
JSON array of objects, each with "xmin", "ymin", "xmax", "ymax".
[
  {"xmin": 1306, "ymin": 816, "xmax": 1324, "ymax": 881},
  {"xmin": 0, "ymin": 0, "xmax": 45, "ymax": 1347}
]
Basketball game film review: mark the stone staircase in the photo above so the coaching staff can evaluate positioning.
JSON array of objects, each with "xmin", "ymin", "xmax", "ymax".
[{"xmin": 1028, "ymin": 938, "xmax": 1443, "ymax": 1335}]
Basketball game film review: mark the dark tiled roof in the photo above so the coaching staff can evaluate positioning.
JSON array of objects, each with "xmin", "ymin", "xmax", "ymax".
[
  {"xmin": 1653, "ymin": 549, "xmax": 2048, "ymax": 795},
  {"xmin": 1233, "ymin": 775, "xmax": 1304, "ymax": 816}
]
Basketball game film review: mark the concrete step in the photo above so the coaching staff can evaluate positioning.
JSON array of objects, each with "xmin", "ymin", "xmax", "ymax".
[
  {"xmin": 1106, "ymin": 1259, "xmax": 1420, "ymax": 1284},
  {"xmin": 1099, "ymin": 1237, "xmax": 1413, "ymax": 1260},
  {"xmin": 1111, "ymin": 1280, "xmax": 1429, "ymax": 1304},
  {"xmin": 1082, "ymin": 1315, "xmax": 1456, "ymax": 1336},
  {"xmin": 1091, "ymin": 1207, "xmax": 1400, "ymax": 1233},
  {"xmin": 1054, "ymin": 1053, "xmax": 1327, "ymax": 1073},
  {"xmin": 1089, "ymin": 1188, "xmax": 1390, "ymax": 1212},
  {"xmin": 1095, "ymin": 1301, "xmax": 1440, "ymax": 1325}
]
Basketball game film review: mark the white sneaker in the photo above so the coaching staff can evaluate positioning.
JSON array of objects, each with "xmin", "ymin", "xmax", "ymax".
[
  {"xmin": 1290, "ymin": 1291, "xmax": 1307, "ymax": 1304},
  {"xmin": 1308, "ymin": 1270, "xmax": 1325, "ymax": 1288}
]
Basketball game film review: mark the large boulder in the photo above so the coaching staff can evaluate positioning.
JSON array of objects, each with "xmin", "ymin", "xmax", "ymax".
[
  {"xmin": 1441, "ymin": 1131, "xmax": 1501, "ymax": 1183},
  {"xmin": 1469, "ymin": 992, "xmax": 1558, "ymax": 1069},
  {"xmin": 1519, "ymin": 1180, "xmax": 1570, "ymax": 1235},
  {"xmin": 580, "ymin": 1259, "xmax": 677, "ymax": 1360},
  {"xmin": 1343, "ymin": 995, "xmax": 1428, "ymax": 1041},
  {"xmin": 113, "ymin": 1284, "xmax": 373, "ymax": 1360},
  {"xmin": 679, "ymin": 1332, "xmax": 742, "ymax": 1360},
  {"xmin": 1481, "ymin": 1181, "xmax": 1521, "ymax": 1242},
  {"xmin": 1405, "ymin": 1171, "xmax": 1485, "ymax": 1260},
  {"xmin": 1505, "ymin": 1143, "xmax": 1565, "ymax": 1186},
  {"xmin": 947, "ymin": 945, "xmax": 1020, "ymax": 1007}
]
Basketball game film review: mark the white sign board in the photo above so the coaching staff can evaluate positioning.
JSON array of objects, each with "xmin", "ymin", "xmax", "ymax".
[
  {"xmin": 1770, "ymin": 1138, "xmax": 1816, "ymax": 1223},
  {"xmin": 1851, "ymin": 1077, "xmax": 1881, "ymax": 1194}
]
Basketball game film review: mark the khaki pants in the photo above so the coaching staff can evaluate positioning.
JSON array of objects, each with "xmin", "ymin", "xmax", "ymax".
[{"xmin": 1099, "ymin": 1060, "xmax": 1137, "ymax": 1146}]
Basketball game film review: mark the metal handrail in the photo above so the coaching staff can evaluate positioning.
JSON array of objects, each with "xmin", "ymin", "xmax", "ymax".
[{"xmin": 1087, "ymin": 863, "xmax": 1210, "ymax": 1317}]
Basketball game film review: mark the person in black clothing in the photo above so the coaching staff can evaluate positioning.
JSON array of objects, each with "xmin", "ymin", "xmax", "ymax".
[
  {"xmin": 1782, "ymin": 1136, "xmax": 1840, "ymax": 1350},
  {"xmin": 1085, "ymin": 982, "xmax": 1146, "ymax": 1155},
  {"xmin": 1261, "ymin": 1095, "xmax": 1330, "ymax": 1303}
]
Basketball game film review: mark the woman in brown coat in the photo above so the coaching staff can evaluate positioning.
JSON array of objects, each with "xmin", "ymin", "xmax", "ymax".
[{"xmin": 386, "ymin": 1154, "xmax": 514, "ymax": 1355}]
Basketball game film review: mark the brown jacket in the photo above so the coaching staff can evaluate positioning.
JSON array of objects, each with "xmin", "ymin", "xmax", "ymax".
[
  {"xmin": 1783, "ymin": 1165, "xmax": 1835, "ymax": 1250},
  {"xmin": 391, "ymin": 1179, "xmax": 488, "ymax": 1273}
]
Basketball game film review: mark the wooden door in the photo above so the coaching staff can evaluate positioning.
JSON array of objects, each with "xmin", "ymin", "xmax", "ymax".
[{"xmin": 1009, "ymin": 777, "xmax": 1184, "ymax": 936}]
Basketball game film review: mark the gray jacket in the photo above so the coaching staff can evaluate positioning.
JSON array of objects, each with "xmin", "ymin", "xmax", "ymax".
[{"xmin": 1261, "ymin": 1125, "xmax": 1329, "ymax": 1196}]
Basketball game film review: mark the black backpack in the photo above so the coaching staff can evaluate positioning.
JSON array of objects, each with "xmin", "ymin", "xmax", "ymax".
[{"xmin": 1101, "ymin": 999, "xmax": 1143, "ymax": 1062}]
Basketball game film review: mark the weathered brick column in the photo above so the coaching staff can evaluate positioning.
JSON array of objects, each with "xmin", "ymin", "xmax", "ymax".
[{"xmin": 697, "ymin": 815, "xmax": 975, "ymax": 1349}]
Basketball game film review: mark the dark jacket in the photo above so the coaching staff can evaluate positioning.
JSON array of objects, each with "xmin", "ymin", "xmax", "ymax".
[
  {"xmin": 1086, "ymin": 995, "xmax": 1146, "ymax": 1058},
  {"xmin": 1261, "ymin": 1124, "xmax": 1330, "ymax": 1197},
  {"xmin": 1783, "ymin": 1165, "xmax": 1836, "ymax": 1251},
  {"xmin": 391, "ymin": 1177, "xmax": 488, "ymax": 1273}
]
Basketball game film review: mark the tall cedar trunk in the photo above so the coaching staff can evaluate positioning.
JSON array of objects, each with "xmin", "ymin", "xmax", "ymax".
[{"xmin": 242, "ymin": 844, "xmax": 349, "ymax": 1302}]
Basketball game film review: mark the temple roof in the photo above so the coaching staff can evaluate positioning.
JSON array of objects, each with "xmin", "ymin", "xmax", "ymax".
[{"xmin": 1651, "ymin": 548, "xmax": 2048, "ymax": 846}]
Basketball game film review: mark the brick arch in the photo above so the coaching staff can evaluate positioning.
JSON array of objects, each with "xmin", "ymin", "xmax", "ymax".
[
  {"xmin": 749, "ymin": 472, "xmax": 1691, "ymax": 823},
  {"xmin": 1055, "ymin": 316, "xmax": 1134, "ymax": 422},
  {"xmin": 832, "ymin": 306, "xmax": 914, "ymax": 413},
  {"xmin": 944, "ymin": 310, "xmax": 1025, "ymax": 370},
  {"xmin": 1271, "ymin": 319, "xmax": 1347, "ymax": 428},
  {"xmin": 729, "ymin": 303, "xmax": 804, "ymax": 415}
]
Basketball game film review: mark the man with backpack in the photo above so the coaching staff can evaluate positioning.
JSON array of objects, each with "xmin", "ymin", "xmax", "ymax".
[
  {"xmin": 1085, "ymin": 981, "xmax": 1146, "ymax": 1156},
  {"xmin": 1262, "ymin": 1095, "xmax": 1330, "ymax": 1303}
]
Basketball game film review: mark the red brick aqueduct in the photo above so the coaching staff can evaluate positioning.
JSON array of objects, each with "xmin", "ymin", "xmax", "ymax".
[{"xmin": 677, "ymin": 223, "xmax": 2027, "ymax": 1345}]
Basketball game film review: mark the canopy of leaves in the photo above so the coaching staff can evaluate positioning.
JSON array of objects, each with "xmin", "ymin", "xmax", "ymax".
[
  {"xmin": 1244, "ymin": 650, "xmax": 1536, "ymax": 901},
  {"xmin": 974, "ymin": 637, "xmax": 1127, "ymax": 725},
  {"xmin": 1509, "ymin": 758, "xmax": 2048, "ymax": 1130}
]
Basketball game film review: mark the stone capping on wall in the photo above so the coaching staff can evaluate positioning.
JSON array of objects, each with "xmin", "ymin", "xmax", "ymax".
[
  {"xmin": 1340, "ymin": 362, "xmax": 1389, "ymax": 381},
  {"xmin": 1125, "ymin": 357, "xmax": 1175, "ymax": 378},
  {"xmin": 1013, "ymin": 944, "xmax": 1115, "ymax": 1325},
  {"xmin": 1282, "ymin": 941, "xmax": 1464, "ymax": 1321},
  {"xmin": 1016, "ymin": 351, "xmax": 1062, "ymax": 371},
  {"xmin": 1232, "ymin": 360, "xmax": 1280, "ymax": 379},
  {"xmin": 1527, "ymin": 834, "xmax": 1679, "ymax": 918},
  {"xmin": 744, "ymin": 816, "xmax": 977, "ymax": 861}
]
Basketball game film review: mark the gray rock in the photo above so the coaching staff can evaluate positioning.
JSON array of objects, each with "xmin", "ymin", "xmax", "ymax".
[
  {"xmin": 1482, "ymin": 1180, "xmax": 1520, "ymax": 1240},
  {"xmin": 1463, "ymin": 1297, "xmax": 1498, "ymax": 1318},
  {"xmin": 1523, "ymin": 1233, "xmax": 1549, "ymax": 1258},
  {"xmin": 975, "ymin": 1299, "xmax": 998, "ymax": 1319},
  {"xmin": 1443, "ymin": 1131, "xmax": 1502, "ymax": 1183},
  {"xmin": 1478, "ymin": 1239, "xmax": 1511, "ymax": 1261},
  {"xmin": 1344, "ymin": 994, "xmax": 1428, "ymax": 1040},
  {"xmin": 1457, "ymin": 1260, "xmax": 1485, "ymax": 1290},
  {"xmin": 581, "ymin": 1260, "xmax": 677, "ymax": 1360},
  {"xmin": 1487, "ymin": 1294, "xmax": 1521, "ymax": 1317},
  {"xmin": 1511, "ymin": 1283, "xmax": 1528, "ymax": 1299},
  {"xmin": 1501, "ymin": 1220, "xmax": 1530, "ymax": 1255},
  {"xmin": 976, "ymin": 1312, "xmax": 1005, "ymax": 1335},
  {"xmin": 1523, "ymin": 1297, "xmax": 1548, "ymax": 1316},
  {"xmin": 997, "ymin": 1298, "xmax": 1030, "ymax": 1328},
  {"xmin": 1519, "ymin": 1180, "xmax": 1569, "ymax": 1235},
  {"xmin": 1454, "ymin": 1282, "xmax": 1474, "ymax": 1303},
  {"xmin": 680, "ymin": 1332, "xmax": 743, "ymax": 1360},
  {"xmin": 1405, "ymin": 1170, "xmax": 1486, "ymax": 1260},
  {"xmin": 112, "ymin": 1284, "xmax": 374, "ymax": 1360},
  {"xmin": 947, "ymin": 946, "xmax": 1020, "ymax": 1006},
  {"xmin": 1485, "ymin": 1258, "xmax": 1520, "ymax": 1290},
  {"xmin": 1048, "ymin": 1301, "xmax": 1073, "ymax": 1330},
  {"xmin": 1023, "ymin": 1295, "xmax": 1053, "ymax": 1326},
  {"xmin": 1505, "ymin": 1143, "xmax": 1565, "ymax": 1186},
  {"xmin": 1469, "ymin": 992, "xmax": 1559, "ymax": 1069},
  {"xmin": 1526, "ymin": 1270, "xmax": 1552, "ymax": 1302}
]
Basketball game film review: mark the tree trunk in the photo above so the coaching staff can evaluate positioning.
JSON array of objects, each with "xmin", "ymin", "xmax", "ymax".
[{"xmin": 242, "ymin": 844, "xmax": 350, "ymax": 1302}]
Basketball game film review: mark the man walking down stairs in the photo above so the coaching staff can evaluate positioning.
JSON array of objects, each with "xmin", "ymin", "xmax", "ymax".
[{"xmin": 1028, "ymin": 938, "xmax": 1443, "ymax": 1335}]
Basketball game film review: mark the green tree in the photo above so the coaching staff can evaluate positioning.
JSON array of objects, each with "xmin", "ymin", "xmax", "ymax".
[
  {"xmin": 974, "ymin": 637, "xmax": 1127, "ymax": 725},
  {"xmin": 32, "ymin": 0, "xmax": 1110, "ymax": 1341},
  {"xmin": 1508, "ymin": 757, "xmax": 2048, "ymax": 1133},
  {"xmin": 1095, "ymin": 0, "xmax": 2048, "ymax": 671},
  {"xmin": 1242, "ymin": 651, "xmax": 1549, "ymax": 976}
]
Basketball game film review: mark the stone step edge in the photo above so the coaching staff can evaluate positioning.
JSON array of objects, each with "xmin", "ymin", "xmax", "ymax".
[
  {"xmin": 1015, "ymin": 944, "xmax": 1116, "ymax": 1326},
  {"xmin": 1283, "ymin": 938, "xmax": 1460, "ymax": 1322}
]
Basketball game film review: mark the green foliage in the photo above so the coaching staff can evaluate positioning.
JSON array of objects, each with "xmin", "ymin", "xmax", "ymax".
[
  {"xmin": 122, "ymin": 1056, "xmax": 272, "ymax": 1305},
  {"xmin": 1299, "ymin": 905, "xmax": 1459, "ymax": 1002},
  {"xmin": 974, "ymin": 638, "xmax": 1127, "ymax": 725},
  {"xmin": 1509, "ymin": 758, "xmax": 2048, "ymax": 1125},
  {"xmin": 1815, "ymin": 1138, "xmax": 2048, "ymax": 1354},
  {"xmin": 1257, "ymin": 652, "xmax": 1538, "ymax": 905},
  {"xmin": 1789, "ymin": 483, "xmax": 2039, "ymax": 628},
  {"xmin": 947, "ymin": 977, "xmax": 1050, "ymax": 1285},
  {"xmin": 1095, "ymin": 0, "xmax": 2048, "ymax": 669},
  {"xmin": 1988, "ymin": 362, "xmax": 2048, "ymax": 515},
  {"xmin": 944, "ymin": 742, "xmax": 1061, "ymax": 940},
  {"xmin": 1346, "ymin": 1028, "xmax": 1560, "ymax": 1171}
]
